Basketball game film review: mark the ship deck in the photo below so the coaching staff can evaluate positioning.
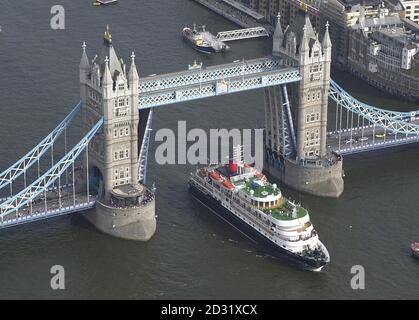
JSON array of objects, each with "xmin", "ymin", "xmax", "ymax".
[
  {"xmin": 234, "ymin": 177, "xmax": 280, "ymax": 198},
  {"xmin": 266, "ymin": 206, "xmax": 308, "ymax": 221}
]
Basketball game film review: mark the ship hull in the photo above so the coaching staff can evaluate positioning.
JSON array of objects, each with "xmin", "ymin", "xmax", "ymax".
[
  {"xmin": 182, "ymin": 34, "xmax": 216, "ymax": 54},
  {"xmin": 189, "ymin": 184, "xmax": 328, "ymax": 271}
]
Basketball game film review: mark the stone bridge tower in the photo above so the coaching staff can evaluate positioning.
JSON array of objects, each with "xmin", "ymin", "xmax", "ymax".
[
  {"xmin": 264, "ymin": 11, "xmax": 344, "ymax": 198},
  {"xmin": 79, "ymin": 26, "xmax": 156, "ymax": 241}
]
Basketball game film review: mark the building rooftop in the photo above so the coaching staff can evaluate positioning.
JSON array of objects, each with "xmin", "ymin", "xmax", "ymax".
[
  {"xmin": 372, "ymin": 27, "xmax": 419, "ymax": 48},
  {"xmin": 352, "ymin": 14, "xmax": 402, "ymax": 30},
  {"xmin": 283, "ymin": 10, "xmax": 318, "ymax": 49},
  {"xmin": 337, "ymin": 0, "xmax": 382, "ymax": 9}
]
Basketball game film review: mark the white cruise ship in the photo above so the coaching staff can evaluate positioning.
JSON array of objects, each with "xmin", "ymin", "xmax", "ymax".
[{"xmin": 189, "ymin": 149, "xmax": 330, "ymax": 271}]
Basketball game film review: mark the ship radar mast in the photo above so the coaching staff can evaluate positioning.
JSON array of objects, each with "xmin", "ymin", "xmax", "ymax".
[{"xmin": 233, "ymin": 145, "xmax": 244, "ymax": 165}]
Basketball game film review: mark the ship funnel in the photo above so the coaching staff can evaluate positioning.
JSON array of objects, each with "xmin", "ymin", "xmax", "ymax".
[{"xmin": 229, "ymin": 160, "xmax": 238, "ymax": 174}]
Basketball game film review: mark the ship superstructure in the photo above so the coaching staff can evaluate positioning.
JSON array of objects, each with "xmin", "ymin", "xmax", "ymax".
[{"xmin": 189, "ymin": 147, "xmax": 330, "ymax": 271}]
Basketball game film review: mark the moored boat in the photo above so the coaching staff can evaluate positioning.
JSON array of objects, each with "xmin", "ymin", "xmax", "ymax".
[
  {"xmin": 93, "ymin": 0, "xmax": 119, "ymax": 6},
  {"xmin": 182, "ymin": 25, "xmax": 229, "ymax": 54}
]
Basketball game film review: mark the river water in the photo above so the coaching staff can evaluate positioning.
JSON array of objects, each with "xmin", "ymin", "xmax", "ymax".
[{"xmin": 0, "ymin": 0, "xmax": 418, "ymax": 299}]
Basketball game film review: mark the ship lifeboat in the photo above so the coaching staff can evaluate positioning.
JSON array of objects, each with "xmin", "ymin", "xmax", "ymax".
[
  {"xmin": 209, "ymin": 171, "xmax": 223, "ymax": 182},
  {"xmin": 222, "ymin": 179, "xmax": 235, "ymax": 190}
]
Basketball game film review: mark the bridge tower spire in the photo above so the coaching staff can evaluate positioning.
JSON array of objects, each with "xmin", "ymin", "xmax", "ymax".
[
  {"xmin": 79, "ymin": 26, "xmax": 156, "ymax": 241},
  {"xmin": 273, "ymin": 12, "xmax": 283, "ymax": 55},
  {"xmin": 264, "ymin": 12, "xmax": 344, "ymax": 198}
]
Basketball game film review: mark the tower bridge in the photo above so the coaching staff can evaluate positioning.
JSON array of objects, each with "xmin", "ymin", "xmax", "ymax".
[{"xmin": 1, "ymin": 16, "xmax": 418, "ymax": 239}]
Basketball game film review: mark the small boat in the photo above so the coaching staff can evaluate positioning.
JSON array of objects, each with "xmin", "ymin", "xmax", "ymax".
[
  {"xmin": 182, "ymin": 25, "xmax": 229, "ymax": 54},
  {"xmin": 93, "ymin": 0, "xmax": 119, "ymax": 6},
  {"xmin": 411, "ymin": 242, "xmax": 419, "ymax": 259}
]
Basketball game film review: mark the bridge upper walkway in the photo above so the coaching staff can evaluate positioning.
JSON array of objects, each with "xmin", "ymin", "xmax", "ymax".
[{"xmin": 138, "ymin": 57, "xmax": 300, "ymax": 108}]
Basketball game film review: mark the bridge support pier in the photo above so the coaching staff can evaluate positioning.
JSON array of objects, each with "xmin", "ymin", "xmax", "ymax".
[
  {"xmin": 85, "ymin": 198, "xmax": 156, "ymax": 241},
  {"xmin": 264, "ymin": 154, "xmax": 344, "ymax": 198}
]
